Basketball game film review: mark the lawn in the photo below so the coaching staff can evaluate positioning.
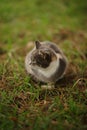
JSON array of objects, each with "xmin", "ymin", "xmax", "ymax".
[{"xmin": 0, "ymin": 0, "xmax": 87, "ymax": 130}]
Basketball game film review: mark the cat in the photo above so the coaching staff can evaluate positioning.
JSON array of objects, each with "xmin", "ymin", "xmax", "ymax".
[{"xmin": 25, "ymin": 41, "xmax": 68, "ymax": 89}]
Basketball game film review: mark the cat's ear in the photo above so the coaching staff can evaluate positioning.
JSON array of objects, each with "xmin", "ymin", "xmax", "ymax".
[{"xmin": 35, "ymin": 41, "xmax": 41, "ymax": 49}]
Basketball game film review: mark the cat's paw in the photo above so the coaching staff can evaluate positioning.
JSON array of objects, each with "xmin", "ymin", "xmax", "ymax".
[{"xmin": 41, "ymin": 83, "xmax": 54, "ymax": 90}]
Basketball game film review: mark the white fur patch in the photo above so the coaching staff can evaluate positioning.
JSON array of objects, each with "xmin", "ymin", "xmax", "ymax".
[
  {"xmin": 38, "ymin": 61, "xmax": 59, "ymax": 78},
  {"xmin": 34, "ymin": 54, "xmax": 62, "ymax": 78}
]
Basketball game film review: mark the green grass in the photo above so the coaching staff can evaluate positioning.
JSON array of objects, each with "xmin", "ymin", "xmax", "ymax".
[{"xmin": 0, "ymin": 0, "xmax": 87, "ymax": 130}]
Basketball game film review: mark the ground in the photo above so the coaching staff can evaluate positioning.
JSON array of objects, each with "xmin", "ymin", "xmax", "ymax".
[{"xmin": 0, "ymin": 0, "xmax": 87, "ymax": 130}]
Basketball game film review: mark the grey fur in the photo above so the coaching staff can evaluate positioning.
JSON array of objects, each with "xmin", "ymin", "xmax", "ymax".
[{"xmin": 25, "ymin": 41, "xmax": 68, "ymax": 83}]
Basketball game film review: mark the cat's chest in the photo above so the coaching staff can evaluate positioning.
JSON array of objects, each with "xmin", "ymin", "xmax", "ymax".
[{"xmin": 33, "ymin": 60, "xmax": 59, "ymax": 78}]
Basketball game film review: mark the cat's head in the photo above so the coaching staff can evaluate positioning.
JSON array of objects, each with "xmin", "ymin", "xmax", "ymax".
[{"xmin": 30, "ymin": 41, "xmax": 57, "ymax": 68}]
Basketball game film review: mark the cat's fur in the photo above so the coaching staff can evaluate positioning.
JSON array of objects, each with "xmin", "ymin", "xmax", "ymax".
[{"xmin": 25, "ymin": 41, "xmax": 68, "ymax": 87}]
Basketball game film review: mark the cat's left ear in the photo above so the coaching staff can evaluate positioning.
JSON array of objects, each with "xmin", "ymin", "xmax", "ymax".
[{"xmin": 35, "ymin": 41, "xmax": 41, "ymax": 49}]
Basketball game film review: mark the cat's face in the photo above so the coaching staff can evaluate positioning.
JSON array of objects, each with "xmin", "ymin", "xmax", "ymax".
[{"xmin": 31, "ymin": 41, "xmax": 57, "ymax": 68}]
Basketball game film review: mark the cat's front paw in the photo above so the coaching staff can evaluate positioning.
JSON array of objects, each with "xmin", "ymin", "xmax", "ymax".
[{"xmin": 41, "ymin": 83, "xmax": 54, "ymax": 90}]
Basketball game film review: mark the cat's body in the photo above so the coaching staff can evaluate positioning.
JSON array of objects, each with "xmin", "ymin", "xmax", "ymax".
[{"xmin": 25, "ymin": 41, "xmax": 68, "ymax": 87}]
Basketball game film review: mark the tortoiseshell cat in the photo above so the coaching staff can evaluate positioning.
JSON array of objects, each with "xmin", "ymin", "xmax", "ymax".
[{"xmin": 25, "ymin": 41, "xmax": 68, "ymax": 89}]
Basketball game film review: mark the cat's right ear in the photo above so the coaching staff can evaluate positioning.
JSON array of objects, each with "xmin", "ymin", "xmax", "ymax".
[{"xmin": 35, "ymin": 41, "xmax": 41, "ymax": 49}]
